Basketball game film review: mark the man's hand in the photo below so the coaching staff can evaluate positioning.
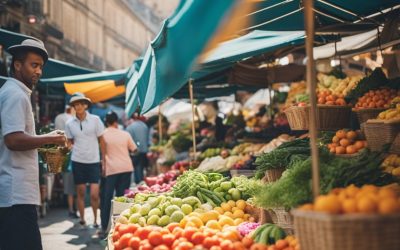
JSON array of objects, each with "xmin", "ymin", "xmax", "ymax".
[{"xmin": 45, "ymin": 132, "xmax": 67, "ymax": 146}]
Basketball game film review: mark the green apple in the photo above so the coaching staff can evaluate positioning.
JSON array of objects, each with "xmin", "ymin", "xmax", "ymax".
[
  {"xmin": 170, "ymin": 211, "xmax": 185, "ymax": 223},
  {"xmin": 165, "ymin": 205, "xmax": 180, "ymax": 216},
  {"xmin": 180, "ymin": 204, "xmax": 193, "ymax": 215}
]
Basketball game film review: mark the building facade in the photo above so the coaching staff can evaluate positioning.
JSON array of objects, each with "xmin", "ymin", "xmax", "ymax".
[{"xmin": 0, "ymin": 0, "xmax": 178, "ymax": 71}]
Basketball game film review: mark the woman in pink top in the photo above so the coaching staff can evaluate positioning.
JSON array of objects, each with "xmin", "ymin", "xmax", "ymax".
[{"xmin": 99, "ymin": 111, "xmax": 137, "ymax": 235}]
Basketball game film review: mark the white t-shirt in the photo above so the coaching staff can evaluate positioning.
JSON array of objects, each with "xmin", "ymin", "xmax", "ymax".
[
  {"xmin": 54, "ymin": 113, "xmax": 72, "ymax": 130},
  {"xmin": 0, "ymin": 78, "xmax": 39, "ymax": 207},
  {"xmin": 65, "ymin": 112, "xmax": 104, "ymax": 163}
]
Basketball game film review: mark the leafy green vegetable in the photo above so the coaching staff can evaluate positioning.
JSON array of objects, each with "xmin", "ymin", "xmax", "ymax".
[
  {"xmin": 171, "ymin": 133, "xmax": 192, "ymax": 153},
  {"xmin": 254, "ymin": 149, "xmax": 396, "ymax": 209},
  {"xmin": 254, "ymin": 138, "xmax": 311, "ymax": 178}
]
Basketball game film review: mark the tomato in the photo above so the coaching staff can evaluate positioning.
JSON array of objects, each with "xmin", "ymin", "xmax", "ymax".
[
  {"xmin": 183, "ymin": 227, "xmax": 197, "ymax": 241},
  {"xmin": 122, "ymin": 248, "xmax": 133, "ymax": 250},
  {"xmin": 172, "ymin": 227, "xmax": 184, "ymax": 238},
  {"xmin": 162, "ymin": 234, "xmax": 175, "ymax": 247},
  {"xmin": 220, "ymin": 240, "xmax": 233, "ymax": 250},
  {"xmin": 112, "ymin": 231, "xmax": 121, "ymax": 242},
  {"xmin": 114, "ymin": 241, "xmax": 122, "ymax": 250},
  {"xmin": 128, "ymin": 236, "xmax": 141, "ymax": 249},
  {"xmin": 127, "ymin": 224, "xmax": 139, "ymax": 234},
  {"xmin": 139, "ymin": 243, "xmax": 153, "ymax": 250},
  {"xmin": 203, "ymin": 237, "xmax": 218, "ymax": 248},
  {"xmin": 232, "ymin": 241, "xmax": 246, "ymax": 250},
  {"xmin": 119, "ymin": 233, "xmax": 134, "ymax": 248},
  {"xmin": 210, "ymin": 246, "xmax": 222, "ymax": 250},
  {"xmin": 167, "ymin": 222, "xmax": 180, "ymax": 232},
  {"xmin": 135, "ymin": 227, "xmax": 151, "ymax": 240},
  {"xmin": 191, "ymin": 232, "xmax": 206, "ymax": 245},
  {"xmin": 148, "ymin": 231, "xmax": 163, "ymax": 246},
  {"xmin": 118, "ymin": 224, "xmax": 131, "ymax": 236},
  {"xmin": 154, "ymin": 245, "xmax": 170, "ymax": 250},
  {"xmin": 176, "ymin": 241, "xmax": 194, "ymax": 250},
  {"xmin": 241, "ymin": 236, "xmax": 254, "ymax": 248}
]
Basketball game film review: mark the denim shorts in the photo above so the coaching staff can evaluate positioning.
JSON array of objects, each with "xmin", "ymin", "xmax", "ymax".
[{"xmin": 72, "ymin": 161, "xmax": 100, "ymax": 184}]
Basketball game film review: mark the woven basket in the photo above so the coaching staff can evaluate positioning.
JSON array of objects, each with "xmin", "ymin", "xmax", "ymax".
[
  {"xmin": 230, "ymin": 169, "xmax": 256, "ymax": 178},
  {"xmin": 292, "ymin": 209, "xmax": 400, "ymax": 250},
  {"xmin": 39, "ymin": 148, "xmax": 68, "ymax": 174},
  {"xmin": 265, "ymin": 168, "xmax": 285, "ymax": 183},
  {"xmin": 284, "ymin": 105, "xmax": 351, "ymax": 131},
  {"xmin": 363, "ymin": 120, "xmax": 400, "ymax": 152},
  {"xmin": 353, "ymin": 108, "xmax": 386, "ymax": 125},
  {"xmin": 267, "ymin": 207, "xmax": 294, "ymax": 235},
  {"xmin": 390, "ymin": 134, "xmax": 400, "ymax": 154}
]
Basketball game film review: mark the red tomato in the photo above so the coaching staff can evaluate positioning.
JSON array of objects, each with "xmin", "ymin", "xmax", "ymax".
[
  {"xmin": 119, "ymin": 233, "xmax": 134, "ymax": 249},
  {"xmin": 118, "ymin": 224, "xmax": 131, "ymax": 236},
  {"xmin": 112, "ymin": 231, "xmax": 121, "ymax": 242},
  {"xmin": 126, "ymin": 224, "xmax": 139, "ymax": 234},
  {"xmin": 220, "ymin": 240, "xmax": 233, "ymax": 250},
  {"xmin": 162, "ymin": 234, "xmax": 175, "ymax": 247},
  {"xmin": 183, "ymin": 227, "xmax": 197, "ymax": 241},
  {"xmin": 135, "ymin": 227, "xmax": 151, "ymax": 240},
  {"xmin": 139, "ymin": 243, "xmax": 153, "ymax": 250},
  {"xmin": 114, "ymin": 241, "xmax": 122, "ymax": 250},
  {"xmin": 148, "ymin": 231, "xmax": 163, "ymax": 246},
  {"xmin": 191, "ymin": 232, "xmax": 206, "ymax": 245},
  {"xmin": 154, "ymin": 245, "xmax": 170, "ymax": 250},
  {"xmin": 128, "ymin": 236, "xmax": 141, "ymax": 249}
]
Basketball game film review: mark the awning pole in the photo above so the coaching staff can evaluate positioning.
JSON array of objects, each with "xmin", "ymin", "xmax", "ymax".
[
  {"xmin": 304, "ymin": 0, "xmax": 320, "ymax": 199},
  {"xmin": 268, "ymin": 83, "xmax": 273, "ymax": 118},
  {"xmin": 189, "ymin": 79, "xmax": 197, "ymax": 161},
  {"xmin": 158, "ymin": 104, "xmax": 163, "ymax": 145}
]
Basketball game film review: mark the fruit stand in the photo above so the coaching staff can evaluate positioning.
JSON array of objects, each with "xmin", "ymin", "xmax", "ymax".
[{"xmin": 108, "ymin": 1, "xmax": 400, "ymax": 250}]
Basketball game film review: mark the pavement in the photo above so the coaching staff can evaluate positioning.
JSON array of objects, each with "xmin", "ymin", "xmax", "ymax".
[{"xmin": 39, "ymin": 207, "xmax": 107, "ymax": 250}]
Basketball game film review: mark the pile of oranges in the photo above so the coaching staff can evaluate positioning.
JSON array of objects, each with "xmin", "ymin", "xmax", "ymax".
[
  {"xmin": 327, "ymin": 130, "xmax": 367, "ymax": 155},
  {"xmin": 317, "ymin": 90, "xmax": 347, "ymax": 106},
  {"xmin": 264, "ymin": 236, "xmax": 300, "ymax": 250},
  {"xmin": 299, "ymin": 184, "xmax": 400, "ymax": 215},
  {"xmin": 354, "ymin": 88, "xmax": 400, "ymax": 109}
]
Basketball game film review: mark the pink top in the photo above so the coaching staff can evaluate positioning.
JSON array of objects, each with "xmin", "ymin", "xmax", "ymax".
[{"xmin": 103, "ymin": 127, "xmax": 137, "ymax": 176}]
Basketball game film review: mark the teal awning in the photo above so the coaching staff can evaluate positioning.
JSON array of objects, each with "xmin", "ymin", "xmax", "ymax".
[
  {"xmin": 134, "ymin": 30, "xmax": 306, "ymax": 114},
  {"xmin": 0, "ymin": 28, "xmax": 96, "ymax": 78}
]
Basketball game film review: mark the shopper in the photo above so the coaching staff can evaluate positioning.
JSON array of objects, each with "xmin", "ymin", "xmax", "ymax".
[
  {"xmin": 0, "ymin": 39, "xmax": 67, "ymax": 250},
  {"xmin": 126, "ymin": 113, "xmax": 149, "ymax": 184},
  {"xmin": 99, "ymin": 111, "xmax": 137, "ymax": 236},
  {"xmin": 65, "ymin": 93, "xmax": 105, "ymax": 228},
  {"xmin": 55, "ymin": 105, "xmax": 78, "ymax": 218}
]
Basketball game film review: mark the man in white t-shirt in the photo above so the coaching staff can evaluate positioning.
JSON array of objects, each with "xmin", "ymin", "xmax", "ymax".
[
  {"xmin": 0, "ymin": 39, "xmax": 66, "ymax": 250},
  {"xmin": 65, "ymin": 93, "xmax": 105, "ymax": 228}
]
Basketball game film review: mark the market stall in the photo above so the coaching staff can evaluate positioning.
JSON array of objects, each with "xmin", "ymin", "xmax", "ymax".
[{"xmin": 110, "ymin": 1, "xmax": 400, "ymax": 250}]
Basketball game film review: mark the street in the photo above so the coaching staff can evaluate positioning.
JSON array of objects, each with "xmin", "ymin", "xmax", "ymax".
[{"xmin": 39, "ymin": 207, "xmax": 106, "ymax": 250}]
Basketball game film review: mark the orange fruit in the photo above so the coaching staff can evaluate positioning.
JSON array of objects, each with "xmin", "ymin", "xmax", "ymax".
[
  {"xmin": 341, "ymin": 199, "xmax": 358, "ymax": 213},
  {"xmin": 346, "ymin": 131, "xmax": 357, "ymax": 140},
  {"xmin": 378, "ymin": 188, "xmax": 397, "ymax": 199},
  {"xmin": 378, "ymin": 198, "xmax": 400, "ymax": 214},
  {"xmin": 299, "ymin": 203, "xmax": 314, "ymax": 211},
  {"xmin": 335, "ymin": 146, "xmax": 346, "ymax": 155},
  {"xmin": 354, "ymin": 141, "xmax": 364, "ymax": 150},
  {"xmin": 336, "ymin": 130, "xmax": 347, "ymax": 139},
  {"xmin": 345, "ymin": 184, "xmax": 360, "ymax": 198},
  {"xmin": 314, "ymin": 195, "xmax": 341, "ymax": 214},
  {"xmin": 357, "ymin": 197, "xmax": 377, "ymax": 214},
  {"xmin": 332, "ymin": 136, "xmax": 340, "ymax": 143},
  {"xmin": 346, "ymin": 145, "xmax": 357, "ymax": 154},
  {"xmin": 361, "ymin": 185, "xmax": 379, "ymax": 194},
  {"xmin": 339, "ymin": 138, "xmax": 351, "ymax": 147}
]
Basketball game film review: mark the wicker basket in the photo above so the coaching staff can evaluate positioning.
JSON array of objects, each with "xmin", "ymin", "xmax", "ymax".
[
  {"xmin": 230, "ymin": 169, "xmax": 256, "ymax": 177},
  {"xmin": 292, "ymin": 209, "xmax": 400, "ymax": 250},
  {"xmin": 390, "ymin": 134, "xmax": 400, "ymax": 154},
  {"xmin": 363, "ymin": 120, "xmax": 400, "ymax": 152},
  {"xmin": 353, "ymin": 108, "xmax": 386, "ymax": 124},
  {"xmin": 265, "ymin": 168, "xmax": 285, "ymax": 183},
  {"xmin": 284, "ymin": 105, "xmax": 351, "ymax": 131},
  {"xmin": 39, "ymin": 148, "xmax": 68, "ymax": 174},
  {"xmin": 267, "ymin": 207, "xmax": 294, "ymax": 235}
]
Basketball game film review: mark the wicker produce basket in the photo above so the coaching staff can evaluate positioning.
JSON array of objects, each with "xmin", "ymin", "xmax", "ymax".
[
  {"xmin": 292, "ymin": 209, "xmax": 400, "ymax": 250},
  {"xmin": 265, "ymin": 168, "xmax": 285, "ymax": 183},
  {"xmin": 267, "ymin": 207, "xmax": 294, "ymax": 235},
  {"xmin": 363, "ymin": 120, "xmax": 400, "ymax": 152},
  {"xmin": 230, "ymin": 169, "xmax": 256, "ymax": 177},
  {"xmin": 353, "ymin": 108, "xmax": 386, "ymax": 124},
  {"xmin": 390, "ymin": 134, "xmax": 400, "ymax": 154},
  {"xmin": 284, "ymin": 105, "xmax": 351, "ymax": 131},
  {"xmin": 39, "ymin": 148, "xmax": 69, "ymax": 174}
]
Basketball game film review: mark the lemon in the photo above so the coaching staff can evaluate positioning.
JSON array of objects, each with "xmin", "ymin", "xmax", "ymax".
[
  {"xmin": 221, "ymin": 203, "xmax": 232, "ymax": 212},
  {"xmin": 233, "ymin": 209, "xmax": 245, "ymax": 219},
  {"xmin": 234, "ymin": 218, "xmax": 244, "ymax": 226},
  {"xmin": 236, "ymin": 200, "xmax": 247, "ymax": 210},
  {"xmin": 206, "ymin": 220, "xmax": 222, "ymax": 230},
  {"xmin": 227, "ymin": 200, "xmax": 236, "ymax": 208},
  {"xmin": 214, "ymin": 207, "xmax": 224, "ymax": 214}
]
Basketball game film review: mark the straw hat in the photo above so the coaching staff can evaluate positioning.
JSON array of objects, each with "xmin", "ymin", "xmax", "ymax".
[{"xmin": 7, "ymin": 39, "xmax": 49, "ymax": 62}]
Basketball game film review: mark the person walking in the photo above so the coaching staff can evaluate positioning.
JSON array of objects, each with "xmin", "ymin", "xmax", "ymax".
[
  {"xmin": 55, "ymin": 105, "xmax": 78, "ymax": 218},
  {"xmin": 126, "ymin": 113, "xmax": 149, "ymax": 184},
  {"xmin": 99, "ymin": 111, "xmax": 137, "ymax": 236},
  {"xmin": 65, "ymin": 93, "xmax": 105, "ymax": 228},
  {"xmin": 0, "ymin": 38, "xmax": 67, "ymax": 250}
]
